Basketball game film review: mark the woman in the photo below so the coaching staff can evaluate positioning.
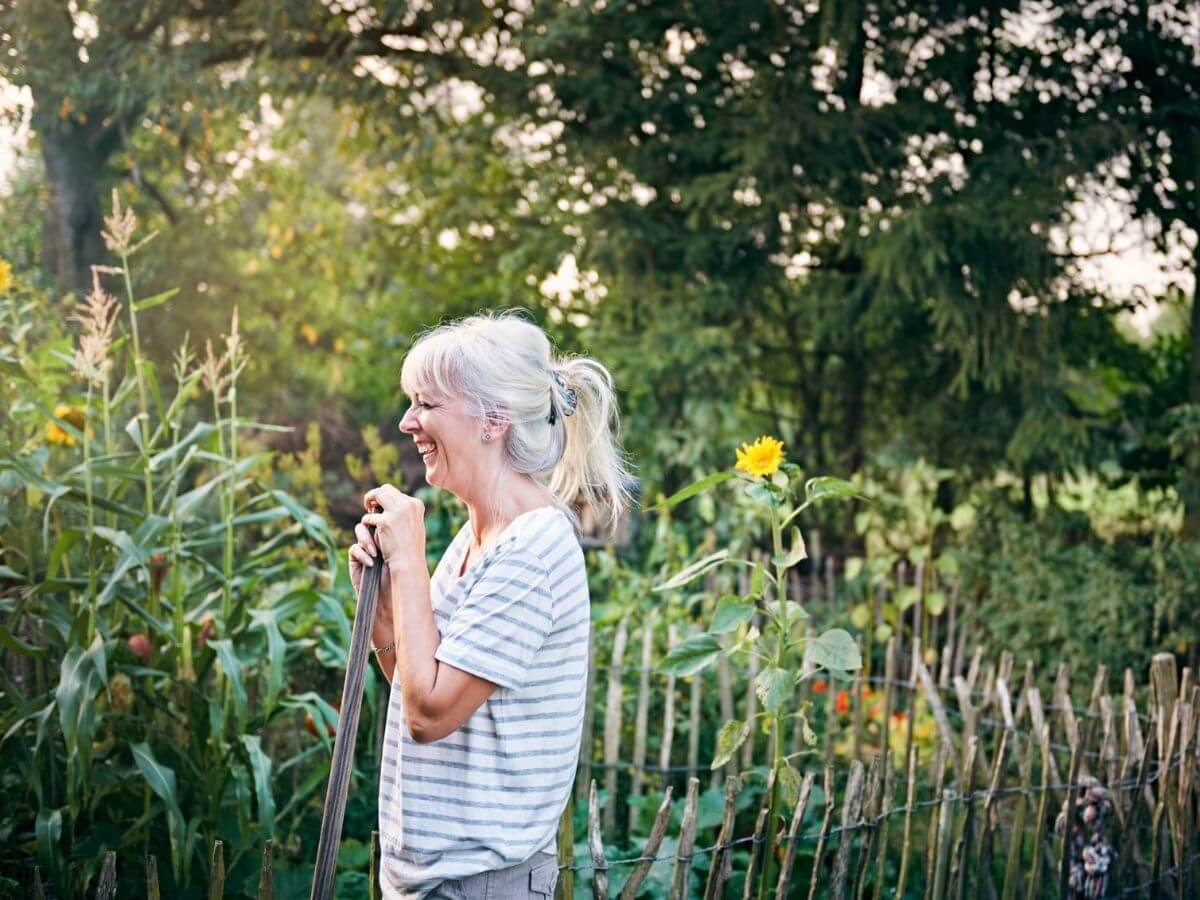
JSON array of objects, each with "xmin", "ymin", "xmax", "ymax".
[{"xmin": 347, "ymin": 310, "xmax": 634, "ymax": 899}]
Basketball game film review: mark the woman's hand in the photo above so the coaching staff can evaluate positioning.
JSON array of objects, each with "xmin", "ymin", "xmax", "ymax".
[
  {"xmin": 349, "ymin": 520, "xmax": 392, "ymax": 618},
  {"xmin": 350, "ymin": 520, "xmax": 398, "ymax": 653},
  {"xmin": 361, "ymin": 483, "xmax": 426, "ymax": 573}
]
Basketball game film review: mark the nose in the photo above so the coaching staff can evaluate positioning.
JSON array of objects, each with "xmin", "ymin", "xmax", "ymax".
[{"xmin": 399, "ymin": 406, "xmax": 418, "ymax": 434}]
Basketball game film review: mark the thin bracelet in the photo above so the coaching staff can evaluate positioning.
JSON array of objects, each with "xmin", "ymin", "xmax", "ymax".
[{"xmin": 372, "ymin": 641, "xmax": 395, "ymax": 656}]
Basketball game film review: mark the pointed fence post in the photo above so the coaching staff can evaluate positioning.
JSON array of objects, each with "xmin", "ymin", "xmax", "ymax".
[
  {"xmin": 260, "ymin": 840, "xmax": 276, "ymax": 900},
  {"xmin": 703, "ymin": 776, "xmax": 738, "ymax": 900},
  {"xmin": 602, "ymin": 619, "xmax": 628, "ymax": 836},
  {"xmin": 775, "ymin": 771, "xmax": 817, "ymax": 900},
  {"xmin": 95, "ymin": 851, "xmax": 117, "ymax": 900},
  {"xmin": 829, "ymin": 759, "xmax": 865, "ymax": 899},
  {"xmin": 588, "ymin": 779, "xmax": 608, "ymax": 900},
  {"xmin": 577, "ymin": 629, "xmax": 598, "ymax": 807},
  {"xmin": 671, "ymin": 777, "xmax": 701, "ymax": 899},
  {"xmin": 147, "ymin": 854, "xmax": 160, "ymax": 900},
  {"xmin": 209, "ymin": 840, "xmax": 225, "ymax": 900},
  {"xmin": 629, "ymin": 612, "xmax": 655, "ymax": 835},
  {"xmin": 617, "ymin": 784, "xmax": 674, "ymax": 900},
  {"xmin": 805, "ymin": 768, "xmax": 836, "ymax": 900}
]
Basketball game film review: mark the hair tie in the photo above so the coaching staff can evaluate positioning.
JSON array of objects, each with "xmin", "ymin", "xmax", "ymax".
[{"xmin": 549, "ymin": 370, "xmax": 578, "ymax": 425}]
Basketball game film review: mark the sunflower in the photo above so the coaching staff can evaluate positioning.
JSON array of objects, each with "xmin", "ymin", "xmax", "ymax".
[
  {"xmin": 45, "ymin": 404, "xmax": 88, "ymax": 447},
  {"xmin": 734, "ymin": 435, "xmax": 785, "ymax": 479}
]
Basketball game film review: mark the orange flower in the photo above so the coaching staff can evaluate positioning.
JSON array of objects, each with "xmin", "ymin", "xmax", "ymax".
[
  {"xmin": 892, "ymin": 711, "xmax": 907, "ymax": 725},
  {"xmin": 836, "ymin": 690, "xmax": 850, "ymax": 715},
  {"xmin": 811, "ymin": 678, "xmax": 828, "ymax": 694}
]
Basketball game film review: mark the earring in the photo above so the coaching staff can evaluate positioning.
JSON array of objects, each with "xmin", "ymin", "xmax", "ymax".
[{"xmin": 482, "ymin": 432, "xmax": 492, "ymax": 442}]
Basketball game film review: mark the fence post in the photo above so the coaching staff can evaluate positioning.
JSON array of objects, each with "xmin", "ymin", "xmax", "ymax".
[
  {"xmin": 95, "ymin": 851, "xmax": 116, "ymax": 900},
  {"xmin": 556, "ymin": 793, "xmax": 574, "ymax": 900},
  {"xmin": 260, "ymin": 839, "xmax": 276, "ymax": 900},
  {"xmin": 577, "ymin": 629, "xmax": 598, "ymax": 807},
  {"xmin": 775, "ymin": 771, "xmax": 817, "ymax": 900},
  {"xmin": 830, "ymin": 760, "xmax": 865, "ymax": 899},
  {"xmin": 628, "ymin": 611, "xmax": 655, "ymax": 835},
  {"xmin": 671, "ymin": 777, "xmax": 701, "ymax": 899},
  {"xmin": 746, "ymin": 768, "xmax": 777, "ymax": 900},
  {"xmin": 805, "ymin": 767, "xmax": 836, "ymax": 900},
  {"xmin": 703, "ymin": 776, "xmax": 738, "ymax": 900},
  {"xmin": 661, "ymin": 623, "xmax": 679, "ymax": 778},
  {"xmin": 209, "ymin": 840, "xmax": 224, "ymax": 900},
  {"xmin": 617, "ymin": 785, "xmax": 674, "ymax": 900},
  {"xmin": 602, "ymin": 619, "xmax": 628, "ymax": 836},
  {"xmin": 946, "ymin": 735, "xmax": 978, "ymax": 900},
  {"xmin": 588, "ymin": 779, "xmax": 608, "ymax": 900},
  {"xmin": 147, "ymin": 854, "xmax": 160, "ymax": 900}
]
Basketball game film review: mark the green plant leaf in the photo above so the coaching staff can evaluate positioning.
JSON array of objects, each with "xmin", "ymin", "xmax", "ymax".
[
  {"xmin": 653, "ymin": 549, "xmax": 731, "ymax": 592},
  {"xmin": 771, "ymin": 526, "xmax": 807, "ymax": 568},
  {"xmin": 710, "ymin": 718, "xmax": 750, "ymax": 769},
  {"xmin": 756, "ymin": 666, "xmax": 792, "ymax": 714},
  {"xmin": 925, "ymin": 590, "xmax": 948, "ymax": 616},
  {"xmin": 777, "ymin": 761, "xmax": 802, "ymax": 808},
  {"xmin": 710, "ymin": 595, "xmax": 755, "ymax": 634},
  {"xmin": 745, "ymin": 480, "xmax": 782, "ymax": 507},
  {"xmin": 209, "ymin": 639, "xmax": 247, "ymax": 719},
  {"xmin": 807, "ymin": 628, "xmax": 862, "ymax": 672},
  {"xmin": 35, "ymin": 808, "xmax": 64, "ymax": 891},
  {"xmin": 132, "ymin": 742, "xmax": 186, "ymax": 875},
  {"xmin": 894, "ymin": 586, "xmax": 920, "ymax": 612},
  {"xmin": 240, "ymin": 735, "xmax": 276, "ymax": 840},
  {"xmin": 133, "ymin": 287, "xmax": 180, "ymax": 312},
  {"xmin": 749, "ymin": 562, "xmax": 765, "ymax": 598},
  {"xmin": 803, "ymin": 476, "xmax": 862, "ymax": 506},
  {"xmin": 646, "ymin": 470, "xmax": 735, "ymax": 512},
  {"xmin": 657, "ymin": 633, "xmax": 722, "ymax": 677}
]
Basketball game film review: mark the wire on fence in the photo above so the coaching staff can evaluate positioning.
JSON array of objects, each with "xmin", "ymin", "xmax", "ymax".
[{"xmin": 559, "ymin": 754, "xmax": 1185, "ymax": 875}]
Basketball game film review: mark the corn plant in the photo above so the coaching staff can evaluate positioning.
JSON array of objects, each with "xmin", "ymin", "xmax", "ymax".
[
  {"xmin": 650, "ymin": 435, "xmax": 865, "ymax": 900},
  {"xmin": 0, "ymin": 197, "xmax": 357, "ymax": 898}
]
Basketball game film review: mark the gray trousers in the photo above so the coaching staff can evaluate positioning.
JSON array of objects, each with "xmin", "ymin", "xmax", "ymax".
[{"xmin": 422, "ymin": 850, "xmax": 559, "ymax": 900}]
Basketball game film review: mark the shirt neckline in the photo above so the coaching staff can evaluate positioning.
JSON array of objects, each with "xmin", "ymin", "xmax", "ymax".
[{"xmin": 453, "ymin": 505, "xmax": 562, "ymax": 582}]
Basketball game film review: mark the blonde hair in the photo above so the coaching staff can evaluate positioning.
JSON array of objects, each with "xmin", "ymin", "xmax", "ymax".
[{"xmin": 399, "ymin": 309, "xmax": 635, "ymax": 540}]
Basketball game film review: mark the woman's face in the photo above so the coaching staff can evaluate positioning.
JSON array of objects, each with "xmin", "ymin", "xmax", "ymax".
[{"xmin": 398, "ymin": 386, "xmax": 486, "ymax": 495}]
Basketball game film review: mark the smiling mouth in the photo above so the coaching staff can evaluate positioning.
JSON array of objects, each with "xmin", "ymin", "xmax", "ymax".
[{"xmin": 416, "ymin": 441, "xmax": 437, "ymax": 462}]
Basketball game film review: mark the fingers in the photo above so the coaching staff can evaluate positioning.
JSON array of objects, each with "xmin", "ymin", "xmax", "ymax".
[
  {"xmin": 349, "ymin": 543, "xmax": 375, "ymax": 568},
  {"xmin": 354, "ymin": 521, "xmax": 377, "ymax": 557},
  {"xmin": 363, "ymin": 483, "xmax": 403, "ymax": 512}
]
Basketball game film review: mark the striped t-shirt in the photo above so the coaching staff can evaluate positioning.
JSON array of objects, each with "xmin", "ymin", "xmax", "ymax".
[{"xmin": 378, "ymin": 505, "xmax": 589, "ymax": 898}]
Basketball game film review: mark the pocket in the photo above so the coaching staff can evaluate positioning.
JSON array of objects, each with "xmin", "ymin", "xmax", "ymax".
[{"xmin": 528, "ymin": 859, "xmax": 558, "ymax": 897}]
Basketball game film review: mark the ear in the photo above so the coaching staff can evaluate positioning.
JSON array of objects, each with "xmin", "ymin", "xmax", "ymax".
[{"xmin": 483, "ymin": 410, "xmax": 511, "ymax": 441}]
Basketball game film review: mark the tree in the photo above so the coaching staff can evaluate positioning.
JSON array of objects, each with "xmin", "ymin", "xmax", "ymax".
[
  {"xmin": 481, "ymin": 1, "xmax": 1198, "ymax": 532},
  {"xmin": 0, "ymin": 0, "xmax": 502, "ymax": 294}
]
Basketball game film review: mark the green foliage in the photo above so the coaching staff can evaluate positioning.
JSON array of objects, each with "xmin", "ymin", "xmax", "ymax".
[
  {"xmin": 954, "ymin": 499, "xmax": 1199, "ymax": 684},
  {"xmin": 0, "ymin": 237, "xmax": 361, "ymax": 897}
]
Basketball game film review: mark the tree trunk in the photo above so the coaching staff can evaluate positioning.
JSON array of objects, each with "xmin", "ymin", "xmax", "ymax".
[{"xmin": 34, "ymin": 112, "xmax": 115, "ymax": 296}]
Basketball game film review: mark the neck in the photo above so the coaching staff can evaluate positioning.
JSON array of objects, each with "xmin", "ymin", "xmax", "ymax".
[{"xmin": 463, "ymin": 472, "xmax": 557, "ymax": 547}]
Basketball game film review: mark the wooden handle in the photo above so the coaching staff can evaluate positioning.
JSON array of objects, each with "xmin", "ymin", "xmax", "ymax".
[{"xmin": 310, "ymin": 510, "xmax": 384, "ymax": 900}]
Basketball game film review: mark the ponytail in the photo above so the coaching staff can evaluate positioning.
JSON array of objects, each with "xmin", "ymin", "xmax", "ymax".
[{"xmin": 549, "ymin": 355, "xmax": 636, "ymax": 542}]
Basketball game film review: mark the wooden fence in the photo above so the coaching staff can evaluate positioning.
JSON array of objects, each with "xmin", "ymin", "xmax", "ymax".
[{"xmin": 28, "ymin": 547, "xmax": 1200, "ymax": 898}]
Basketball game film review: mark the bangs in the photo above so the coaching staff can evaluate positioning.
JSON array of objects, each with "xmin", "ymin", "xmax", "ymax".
[{"xmin": 400, "ymin": 330, "xmax": 462, "ymax": 402}]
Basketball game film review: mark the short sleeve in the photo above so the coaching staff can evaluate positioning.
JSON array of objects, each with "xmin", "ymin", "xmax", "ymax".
[{"xmin": 434, "ymin": 545, "xmax": 552, "ymax": 691}]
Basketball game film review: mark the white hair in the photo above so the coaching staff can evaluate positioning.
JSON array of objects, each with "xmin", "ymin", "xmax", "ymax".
[{"xmin": 400, "ymin": 309, "xmax": 635, "ymax": 539}]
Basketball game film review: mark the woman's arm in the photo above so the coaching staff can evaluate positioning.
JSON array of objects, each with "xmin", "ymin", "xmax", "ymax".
[{"xmin": 359, "ymin": 485, "xmax": 499, "ymax": 740}]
